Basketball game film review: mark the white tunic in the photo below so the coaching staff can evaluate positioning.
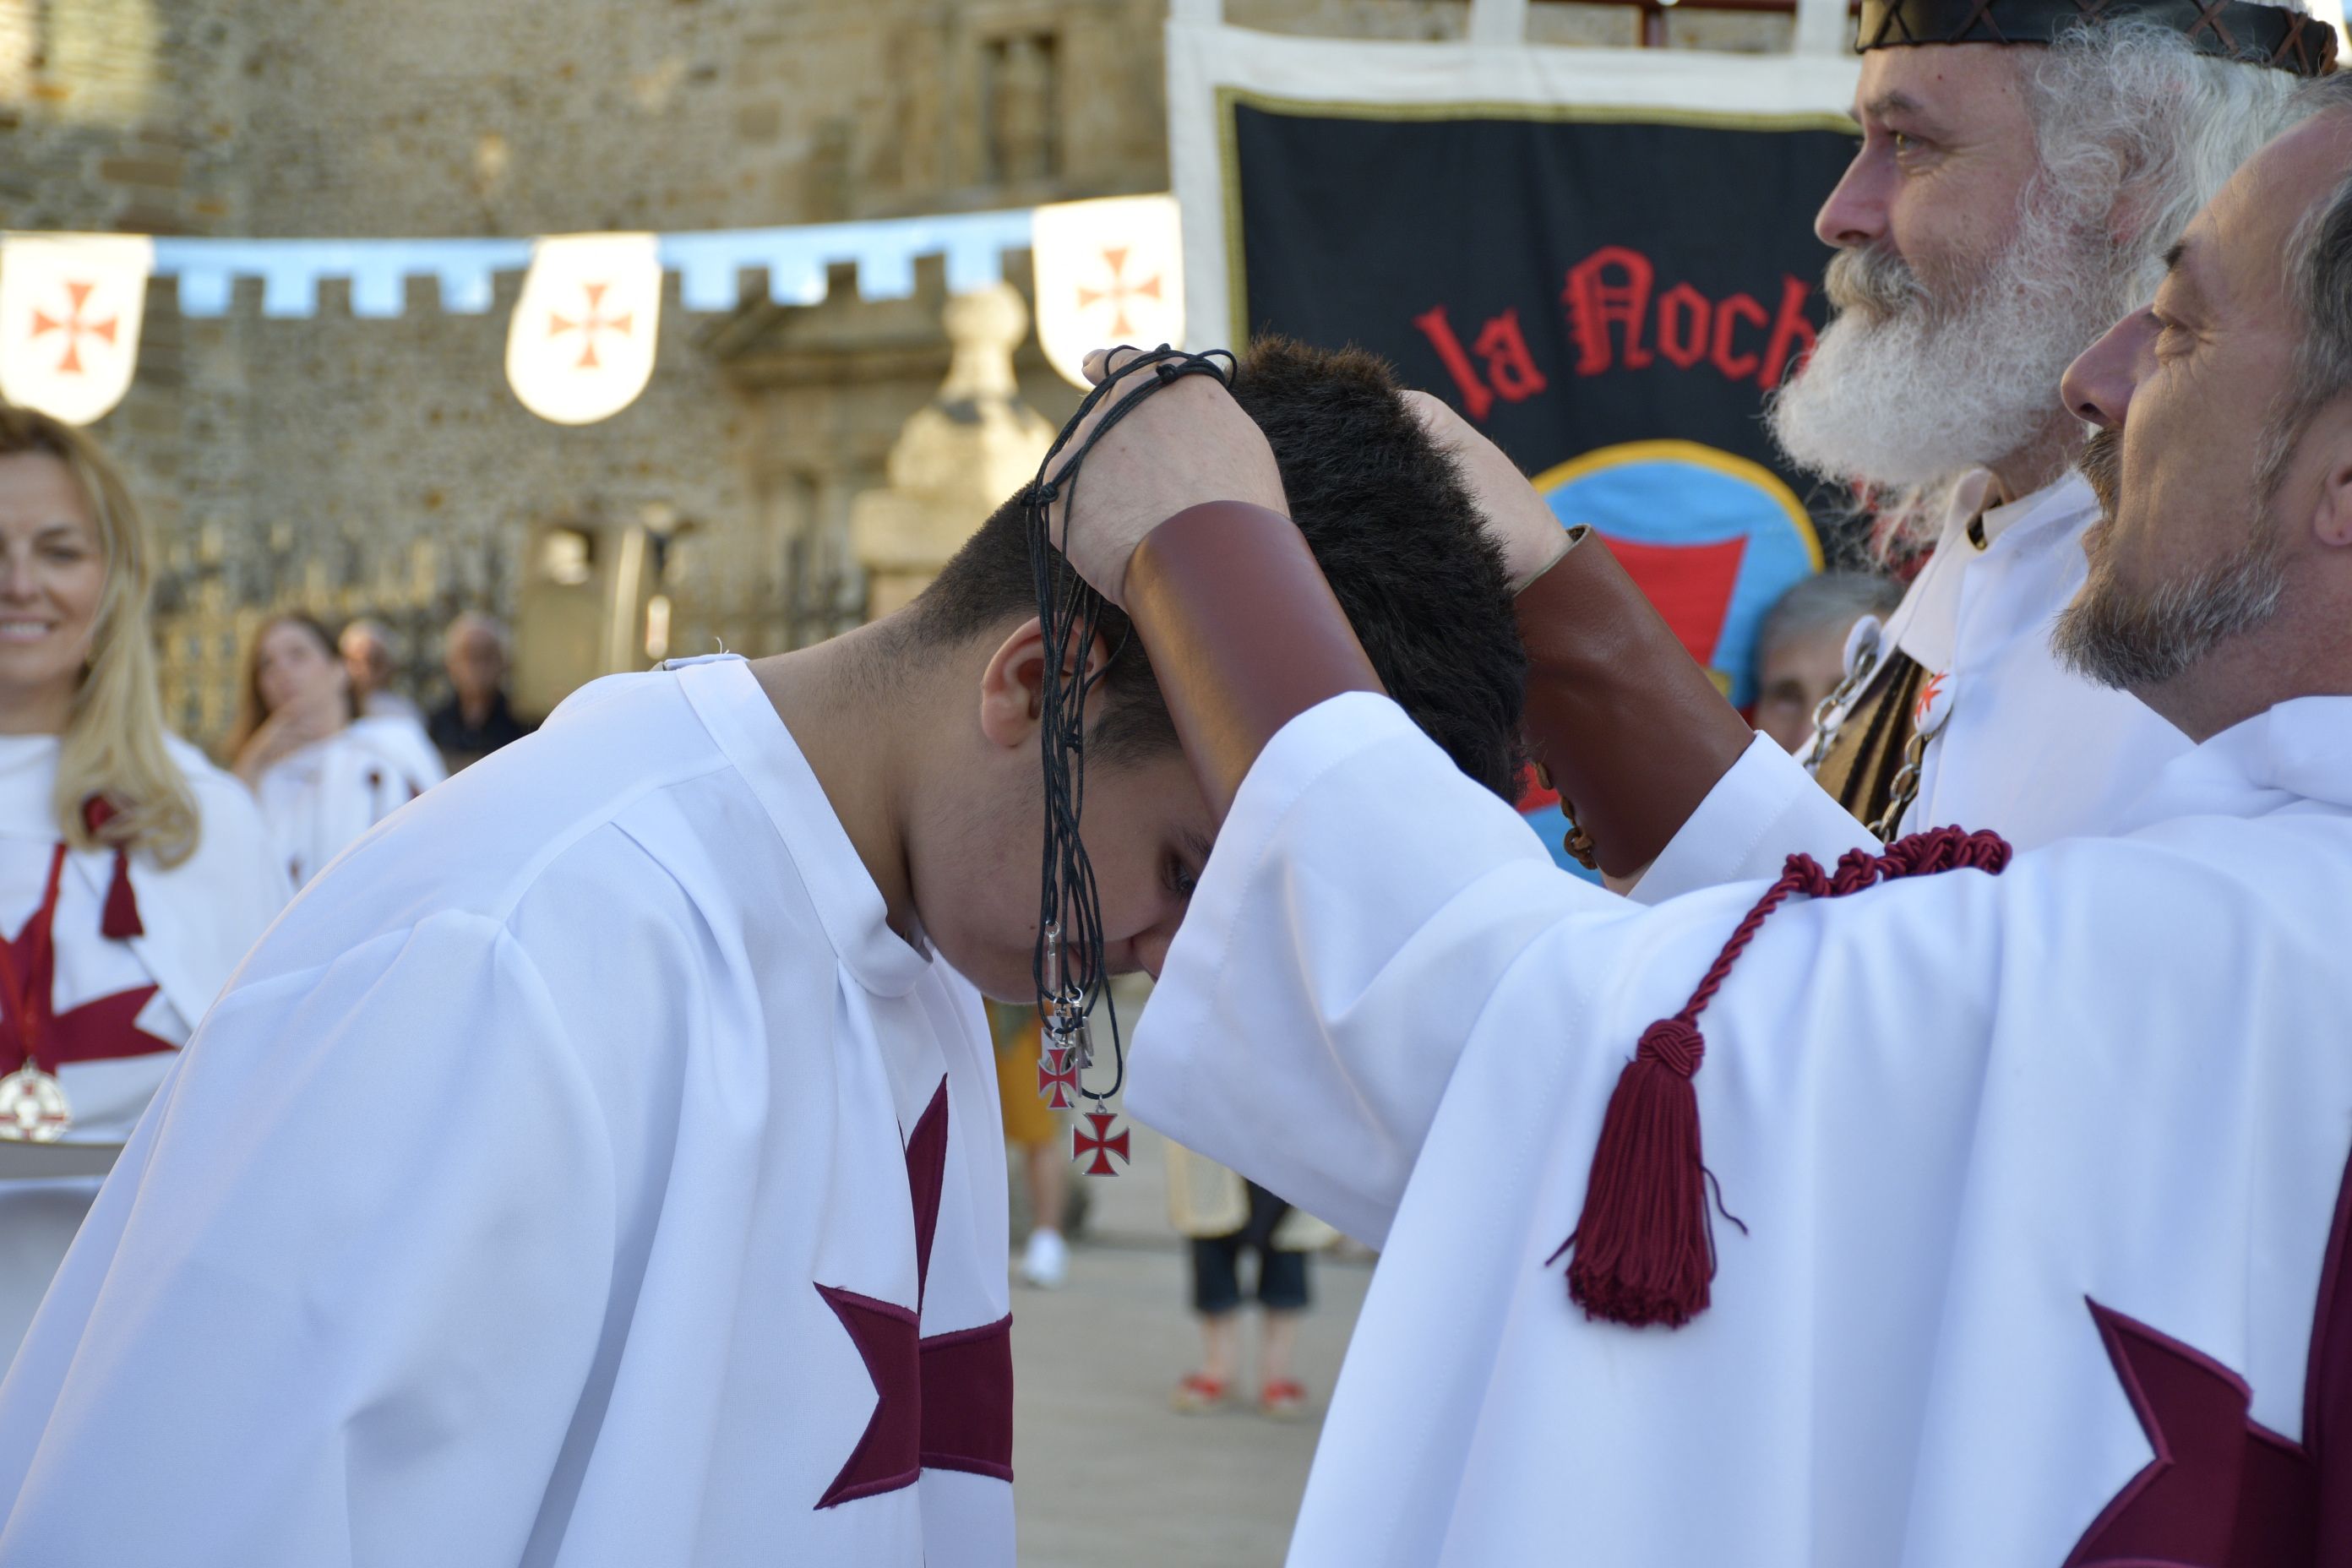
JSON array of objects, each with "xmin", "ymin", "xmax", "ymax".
[
  {"xmin": 1636, "ymin": 469, "xmax": 2192, "ymax": 902},
  {"xmin": 1130, "ymin": 691, "xmax": 2352, "ymax": 1565},
  {"xmin": 0, "ymin": 732, "xmax": 288, "ymax": 1356},
  {"xmin": 0, "ymin": 656, "xmax": 1015, "ymax": 1568},
  {"xmin": 253, "ymin": 718, "xmax": 444, "ymax": 885}
]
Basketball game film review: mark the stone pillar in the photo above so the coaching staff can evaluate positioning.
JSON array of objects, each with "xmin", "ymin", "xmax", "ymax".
[{"xmin": 851, "ymin": 282, "xmax": 1054, "ymax": 620}]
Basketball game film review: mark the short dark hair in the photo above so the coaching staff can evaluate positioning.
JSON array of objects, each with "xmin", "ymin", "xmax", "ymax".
[{"xmin": 905, "ymin": 337, "xmax": 1527, "ymax": 798}]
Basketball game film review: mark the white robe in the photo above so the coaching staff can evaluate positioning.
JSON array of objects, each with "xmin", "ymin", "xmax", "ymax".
[
  {"xmin": 1130, "ymin": 691, "xmax": 2352, "ymax": 1565},
  {"xmin": 254, "ymin": 718, "xmax": 444, "ymax": 885},
  {"xmin": 0, "ymin": 732, "xmax": 289, "ymax": 1356},
  {"xmin": 1636, "ymin": 470, "xmax": 2191, "ymax": 902},
  {"xmin": 0, "ymin": 656, "xmax": 1015, "ymax": 1567}
]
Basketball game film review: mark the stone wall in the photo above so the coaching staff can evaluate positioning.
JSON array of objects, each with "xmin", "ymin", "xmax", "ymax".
[{"xmin": 0, "ymin": 0, "xmax": 1794, "ymax": 749}]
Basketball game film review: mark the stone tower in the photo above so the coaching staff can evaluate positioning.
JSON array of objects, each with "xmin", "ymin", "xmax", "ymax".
[{"xmin": 851, "ymin": 283, "xmax": 1054, "ymax": 618}]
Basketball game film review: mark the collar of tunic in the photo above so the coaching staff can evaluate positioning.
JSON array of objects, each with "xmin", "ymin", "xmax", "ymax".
[{"xmin": 672, "ymin": 655, "xmax": 932, "ymax": 999}]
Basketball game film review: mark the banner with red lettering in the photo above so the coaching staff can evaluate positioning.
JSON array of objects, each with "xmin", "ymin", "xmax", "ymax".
[{"xmin": 1169, "ymin": 24, "xmax": 1859, "ymax": 868}]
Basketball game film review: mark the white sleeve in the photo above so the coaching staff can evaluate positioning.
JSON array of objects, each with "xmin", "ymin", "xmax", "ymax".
[
  {"xmin": 1626, "ymin": 732, "xmax": 1880, "ymax": 906},
  {"xmin": 0, "ymin": 912, "xmax": 617, "ymax": 1568},
  {"xmin": 1130, "ymin": 695, "xmax": 1931, "ymax": 1250},
  {"xmin": 1130, "ymin": 694, "xmax": 1576, "ymax": 1247}
]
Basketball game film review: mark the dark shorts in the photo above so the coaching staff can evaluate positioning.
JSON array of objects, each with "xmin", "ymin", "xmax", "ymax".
[{"xmin": 1190, "ymin": 1182, "xmax": 1312, "ymax": 1315}]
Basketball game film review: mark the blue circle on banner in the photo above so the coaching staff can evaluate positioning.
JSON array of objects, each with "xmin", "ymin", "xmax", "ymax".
[{"xmin": 1520, "ymin": 440, "xmax": 1822, "ymax": 879}]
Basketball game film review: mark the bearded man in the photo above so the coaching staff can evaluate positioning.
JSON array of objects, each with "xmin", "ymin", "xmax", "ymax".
[
  {"xmin": 1057, "ymin": 72, "xmax": 2352, "ymax": 1562},
  {"xmin": 1413, "ymin": 0, "xmax": 2333, "ymax": 899}
]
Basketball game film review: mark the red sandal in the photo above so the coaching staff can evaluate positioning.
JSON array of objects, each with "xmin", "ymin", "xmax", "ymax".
[
  {"xmin": 1170, "ymin": 1372, "xmax": 1230, "ymax": 1413},
  {"xmin": 1260, "ymin": 1379, "xmax": 1309, "ymax": 1420}
]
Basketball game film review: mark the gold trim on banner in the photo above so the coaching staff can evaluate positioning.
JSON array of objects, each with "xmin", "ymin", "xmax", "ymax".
[
  {"xmin": 1533, "ymin": 438, "xmax": 1827, "ymax": 571},
  {"xmin": 1212, "ymin": 84, "xmax": 1859, "ymax": 350}
]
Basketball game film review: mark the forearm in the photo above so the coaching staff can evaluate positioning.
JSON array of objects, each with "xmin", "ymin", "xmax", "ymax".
[
  {"xmin": 1120, "ymin": 501, "xmax": 1384, "ymax": 821},
  {"xmin": 1514, "ymin": 530, "xmax": 1756, "ymax": 879},
  {"xmin": 1128, "ymin": 694, "xmax": 1606, "ymax": 1245}
]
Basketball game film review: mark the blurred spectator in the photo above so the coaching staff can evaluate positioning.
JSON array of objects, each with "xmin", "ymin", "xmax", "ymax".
[
  {"xmin": 231, "ymin": 614, "xmax": 441, "ymax": 885},
  {"xmin": 1166, "ymin": 1142, "xmax": 1333, "ymax": 1419},
  {"xmin": 338, "ymin": 617, "xmax": 445, "ymax": 792},
  {"xmin": 1751, "ymin": 571, "xmax": 1903, "ymax": 754},
  {"xmin": 987, "ymin": 999, "xmax": 1070, "ymax": 1289},
  {"xmin": 0, "ymin": 406, "xmax": 288, "ymax": 1358},
  {"xmin": 340, "ymin": 620, "xmax": 422, "ymax": 727},
  {"xmin": 427, "ymin": 612, "xmax": 535, "ymax": 773}
]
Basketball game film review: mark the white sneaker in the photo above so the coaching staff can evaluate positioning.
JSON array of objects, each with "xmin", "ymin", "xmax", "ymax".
[{"xmin": 1021, "ymin": 1227, "xmax": 1069, "ymax": 1289}]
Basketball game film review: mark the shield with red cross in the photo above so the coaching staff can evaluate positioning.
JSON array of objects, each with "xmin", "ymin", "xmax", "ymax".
[
  {"xmin": 0, "ymin": 234, "xmax": 154, "ymax": 426},
  {"xmin": 1517, "ymin": 438, "xmax": 1824, "ymax": 877},
  {"xmin": 504, "ymin": 232, "xmax": 662, "ymax": 426},
  {"xmin": 1032, "ymin": 194, "xmax": 1185, "ymax": 390}
]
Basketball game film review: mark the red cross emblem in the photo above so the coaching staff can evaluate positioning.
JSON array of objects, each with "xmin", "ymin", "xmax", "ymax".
[
  {"xmin": 814, "ymin": 1079, "xmax": 1014, "ymax": 1509},
  {"xmin": 547, "ymin": 280, "xmax": 634, "ymax": 371},
  {"xmin": 1037, "ymin": 1046, "xmax": 1080, "ymax": 1110},
  {"xmin": 1072, "ymin": 1110, "xmax": 1130, "ymax": 1177},
  {"xmin": 1914, "ymin": 670, "xmax": 1949, "ymax": 730},
  {"xmin": 1077, "ymin": 248, "xmax": 1162, "ymax": 337},
  {"xmin": 30, "ymin": 281, "xmax": 118, "ymax": 376}
]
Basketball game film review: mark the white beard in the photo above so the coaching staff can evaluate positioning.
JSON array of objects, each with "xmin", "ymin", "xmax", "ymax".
[{"xmin": 1767, "ymin": 188, "xmax": 2131, "ymax": 494}]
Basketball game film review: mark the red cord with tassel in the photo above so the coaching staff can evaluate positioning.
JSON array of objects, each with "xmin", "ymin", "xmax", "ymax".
[
  {"xmin": 79, "ymin": 796, "xmax": 144, "ymax": 940},
  {"xmin": 1549, "ymin": 826, "xmax": 2012, "ymax": 1330}
]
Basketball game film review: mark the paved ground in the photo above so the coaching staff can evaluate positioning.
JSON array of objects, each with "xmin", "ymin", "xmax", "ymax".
[{"xmin": 1006, "ymin": 1116, "xmax": 1369, "ymax": 1568}]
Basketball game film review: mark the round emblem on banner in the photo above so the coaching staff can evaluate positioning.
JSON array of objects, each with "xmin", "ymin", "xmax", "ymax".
[
  {"xmin": 0, "ymin": 1064, "xmax": 70, "ymax": 1142},
  {"xmin": 1516, "ymin": 438, "xmax": 1823, "ymax": 878}
]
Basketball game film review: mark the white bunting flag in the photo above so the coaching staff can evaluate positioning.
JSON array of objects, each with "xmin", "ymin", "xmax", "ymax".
[
  {"xmin": 1032, "ymin": 195, "xmax": 1184, "ymax": 391},
  {"xmin": 505, "ymin": 232, "xmax": 662, "ymax": 426},
  {"xmin": 0, "ymin": 234, "xmax": 154, "ymax": 426}
]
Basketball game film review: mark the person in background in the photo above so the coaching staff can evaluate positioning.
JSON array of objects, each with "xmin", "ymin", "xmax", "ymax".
[
  {"xmin": 230, "ymin": 613, "xmax": 439, "ymax": 885},
  {"xmin": 1166, "ymin": 1145, "xmax": 1330, "ymax": 1419},
  {"xmin": 339, "ymin": 619, "xmax": 421, "ymax": 727},
  {"xmin": 427, "ymin": 611, "xmax": 535, "ymax": 773},
  {"xmin": 1750, "ymin": 572, "xmax": 1903, "ymax": 753},
  {"xmin": 339, "ymin": 618, "xmax": 446, "ymax": 790},
  {"xmin": 0, "ymin": 406, "xmax": 288, "ymax": 1356},
  {"xmin": 985, "ymin": 999, "xmax": 1070, "ymax": 1288}
]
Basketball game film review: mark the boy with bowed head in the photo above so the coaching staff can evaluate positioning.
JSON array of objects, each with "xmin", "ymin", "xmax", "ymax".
[{"xmin": 0, "ymin": 339, "xmax": 1526, "ymax": 1568}]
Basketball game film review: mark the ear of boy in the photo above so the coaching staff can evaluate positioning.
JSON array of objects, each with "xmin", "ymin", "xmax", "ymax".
[{"xmin": 976, "ymin": 618, "xmax": 1113, "ymax": 751}]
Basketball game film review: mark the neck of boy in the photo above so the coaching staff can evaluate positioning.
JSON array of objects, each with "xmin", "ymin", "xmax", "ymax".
[{"xmin": 749, "ymin": 626, "xmax": 924, "ymax": 946}]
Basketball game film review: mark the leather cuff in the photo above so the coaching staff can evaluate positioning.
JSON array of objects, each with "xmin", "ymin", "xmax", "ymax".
[
  {"xmin": 1516, "ymin": 529, "xmax": 1753, "ymax": 877},
  {"xmin": 1123, "ymin": 501, "xmax": 1385, "ymax": 820}
]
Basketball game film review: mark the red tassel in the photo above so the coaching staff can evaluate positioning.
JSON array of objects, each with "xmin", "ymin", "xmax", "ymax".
[
  {"xmin": 1554, "ymin": 1018, "xmax": 1719, "ymax": 1327},
  {"xmin": 80, "ymin": 796, "xmax": 144, "ymax": 940},
  {"xmin": 1550, "ymin": 825, "xmax": 2013, "ymax": 1331}
]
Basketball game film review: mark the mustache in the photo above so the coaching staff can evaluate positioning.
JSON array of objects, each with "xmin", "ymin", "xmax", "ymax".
[
  {"xmin": 1822, "ymin": 244, "xmax": 1927, "ymax": 324},
  {"xmin": 2080, "ymin": 427, "xmax": 2122, "ymax": 520}
]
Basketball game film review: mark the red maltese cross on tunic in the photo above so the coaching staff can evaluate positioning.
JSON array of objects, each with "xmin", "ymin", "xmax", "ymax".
[
  {"xmin": 547, "ymin": 280, "xmax": 633, "ymax": 372},
  {"xmin": 3, "ymin": 883, "xmax": 171, "ymax": 1078},
  {"xmin": 30, "ymin": 281, "xmax": 118, "ymax": 376},
  {"xmin": 1073, "ymin": 1110, "xmax": 1130, "ymax": 1177},
  {"xmin": 813, "ymin": 1078, "xmax": 1014, "ymax": 1511}
]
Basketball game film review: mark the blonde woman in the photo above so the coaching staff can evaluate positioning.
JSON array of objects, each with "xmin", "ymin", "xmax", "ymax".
[
  {"xmin": 229, "ymin": 612, "xmax": 442, "ymax": 885},
  {"xmin": 0, "ymin": 406, "xmax": 289, "ymax": 1354}
]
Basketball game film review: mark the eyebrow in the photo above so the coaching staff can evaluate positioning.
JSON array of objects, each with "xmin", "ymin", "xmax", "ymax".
[
  {"xmin": 2160, "ymin": 239, "xmax": 2208, "ymax": 309},
  {"xmin": 1180, "ymin": 826, "xmax": 1215, "ymax": 869}
]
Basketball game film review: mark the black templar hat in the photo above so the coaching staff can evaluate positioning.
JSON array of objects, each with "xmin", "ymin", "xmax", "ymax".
[{"xmin": 1856, "ymin": 0, "xmax": 2339, "ymax": 76}]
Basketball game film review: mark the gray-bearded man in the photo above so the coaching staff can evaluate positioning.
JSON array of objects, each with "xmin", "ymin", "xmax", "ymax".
[{"xmin": 1411, "ymin": 0, "xmax": 2336, "ymax": 896}]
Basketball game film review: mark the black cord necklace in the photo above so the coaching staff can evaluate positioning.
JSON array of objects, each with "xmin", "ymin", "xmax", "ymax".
[{"xmin": 1027, "ymin": 345, "xmax": 1235, "ymax": 1169}]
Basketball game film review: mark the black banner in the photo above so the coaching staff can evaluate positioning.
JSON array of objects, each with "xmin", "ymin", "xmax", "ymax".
[{"xmin": 1226, "ymin": 96, "xmax": 1858, "ymax": 860}]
